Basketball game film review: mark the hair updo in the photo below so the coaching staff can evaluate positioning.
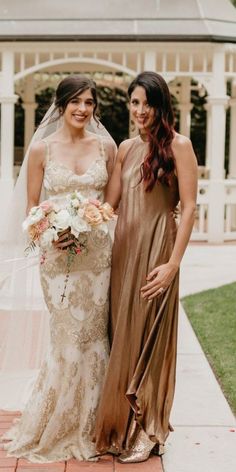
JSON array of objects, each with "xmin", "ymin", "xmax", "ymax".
[{"xmin": 55, "ymin": 74, "xmax": 98, "ymax": 117}]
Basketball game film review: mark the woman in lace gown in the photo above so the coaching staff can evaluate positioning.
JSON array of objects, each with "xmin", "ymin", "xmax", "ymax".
[
  {"xmin": 3, "ymin": 75, "xmax": 116, "ymax": 462},
  {"xmin": 95, "ymin": 72, "xmax": 198, "ymax": 463}
]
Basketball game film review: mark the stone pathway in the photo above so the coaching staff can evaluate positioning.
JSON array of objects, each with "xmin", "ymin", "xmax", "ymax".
[{"xmin": 0, "ymin": 411, "xmax": 163, "ymax": 471}]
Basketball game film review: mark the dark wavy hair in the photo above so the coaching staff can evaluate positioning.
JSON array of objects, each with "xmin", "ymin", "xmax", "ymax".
[{"xmin": 128, "ymin": 71, "xmax": 175, "ymax": 191}]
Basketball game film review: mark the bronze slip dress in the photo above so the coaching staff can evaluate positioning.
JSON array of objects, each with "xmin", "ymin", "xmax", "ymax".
[{"xmin": 95, "ymin": 135, "xmax": 180, "ymax": 452}]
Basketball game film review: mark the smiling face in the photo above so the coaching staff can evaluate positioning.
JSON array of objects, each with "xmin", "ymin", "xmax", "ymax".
[
  {"xmin": 130, "ymin": 85, "xmax": 156, "ymax": 132},
  {"xmin": 63, "ymin": 88, "xmax": 95, "ymax": 129}
]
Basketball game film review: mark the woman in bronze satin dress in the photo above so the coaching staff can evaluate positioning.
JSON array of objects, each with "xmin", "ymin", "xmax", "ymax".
[{"xmin": 95, "ymin": 71, "xmax": 198, "ymax": 463}]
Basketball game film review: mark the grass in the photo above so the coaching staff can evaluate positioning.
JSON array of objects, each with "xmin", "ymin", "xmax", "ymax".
[{"xmin": 182, "ymin": 282, "xmax": 236, "ymax": 416}]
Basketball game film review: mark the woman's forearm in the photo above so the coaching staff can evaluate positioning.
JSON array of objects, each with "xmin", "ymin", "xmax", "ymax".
[{"xmin": 169, "ymin": 203, "xmax": 196, "ymax": 268}]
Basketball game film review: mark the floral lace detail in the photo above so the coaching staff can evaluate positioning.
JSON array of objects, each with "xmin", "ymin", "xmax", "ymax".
[
  {"xmin": 44, "ymin": 158, "xmax": 108, "ymax": 198},
  {"xmin": 3, "ymin": 143, "xmax": 111, "ymax": 463}
]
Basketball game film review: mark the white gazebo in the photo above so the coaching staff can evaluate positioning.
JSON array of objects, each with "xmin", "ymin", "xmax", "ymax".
[{"xmin": 1, "ymin": 0, "xmax": 236, "ymax": 242}]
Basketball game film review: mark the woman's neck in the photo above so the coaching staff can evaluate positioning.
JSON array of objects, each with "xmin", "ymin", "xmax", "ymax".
[
  {"xmin": 139, "ymin": 131, "xmax": 149, "ymax": 142},
  {"xmin": 60, "ymin": 123, "xmax": 87, "ymax": 142}
]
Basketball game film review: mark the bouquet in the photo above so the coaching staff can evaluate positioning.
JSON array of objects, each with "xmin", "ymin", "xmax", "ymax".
[{"xmin": 22, "ymin": 192, "xmax": 114, "ymax": 302}]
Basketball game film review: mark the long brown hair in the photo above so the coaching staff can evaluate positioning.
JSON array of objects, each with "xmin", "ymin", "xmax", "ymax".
[{"xmin": 128, "ymin": 71, "xmax": 175, "ymax": 191}]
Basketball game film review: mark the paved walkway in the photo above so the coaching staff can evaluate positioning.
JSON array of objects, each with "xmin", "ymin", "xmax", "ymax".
[
  {"xmin": 1, "ymin": 244, "xmax": 236, "ymax": 471},
  {"xmin": 163, "ymin": 244, "xmax": 236, "ymax": 472},
  {"xmin": 0, "ymin": 412, "xmax": 163, "ymax": 471}
]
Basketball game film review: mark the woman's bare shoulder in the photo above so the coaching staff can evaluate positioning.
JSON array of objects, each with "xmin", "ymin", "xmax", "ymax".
[
  {"xmin": 119, "ymin": 137, "xmax": 137, "ymax": 153},
  {"xmin": 172, "ymin": 132, "xmax": 193, "ymax": 154},
  {"xmin": 117, "ymin": 137, "xmax": 137, "ymax": 162},
  {"xmin": 28, "ymin": 140, "xmax": 47, "ymax": 163}
]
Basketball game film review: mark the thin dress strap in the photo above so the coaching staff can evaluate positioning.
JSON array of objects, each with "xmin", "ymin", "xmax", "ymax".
[
  {"xmin": 42, "ymin": 139, "xmax": 51, "ymax": 164},
  {"xmin": 99, "ymin": 135, "xmax": 106, "ymax": 161}
]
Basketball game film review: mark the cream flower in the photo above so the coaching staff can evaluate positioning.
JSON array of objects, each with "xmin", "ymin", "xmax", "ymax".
[
  {"xmin": 100, "ymin": 202, "xmax": 114, "ymax": 221},
  {"xmin": 84, "ymin": 204, "xmax": 103, "ymax": 226}
]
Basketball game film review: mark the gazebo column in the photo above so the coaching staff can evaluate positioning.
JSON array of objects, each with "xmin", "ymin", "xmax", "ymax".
[
  {"xmin": 204, "ymin": 103, "xmax": 212, "ymax": 169},
  {"xmin": 178, "ymin": 77, "xmax": 192, "ymax": 138},
  {"xmin": 207, "ymin": 48, "xmax": 229, "ymax": 243},
  {"xmin": 228, "ymin": 81, "xmax": 236, "ymax": 178},
  {"xmin": 0, "ymin": 51, "xmax": 18, "ymax": 216},
  {"xmin": 144, "ymin": 51, "xmax": 156, "ymax": 71},
  {"xmin": 22, "ymin": 76, "xmax": 37, "ymax": 154}
]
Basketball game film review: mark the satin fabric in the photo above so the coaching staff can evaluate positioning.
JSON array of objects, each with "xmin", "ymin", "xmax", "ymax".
[{"xmin": 95, "ymin": 136, "xmax": 180, "ymax": 452}]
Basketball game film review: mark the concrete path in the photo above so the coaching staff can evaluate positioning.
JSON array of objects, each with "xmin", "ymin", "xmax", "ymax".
[{"xmin": 163, "ymin": 244, "xmax": 236, "ymax": 472}]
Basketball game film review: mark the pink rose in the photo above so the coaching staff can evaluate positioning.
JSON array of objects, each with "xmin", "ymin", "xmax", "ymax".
[
  {"xmin": 37, "ymin": 217, "xmax": 50, "ymax": 234},
  {"xmin": 40, "ymin": 200, "xmax": 54, "ymax": 213},
  {"xmin": 89, "ymin": 198, "xmax": 101, "ymax": 208}
]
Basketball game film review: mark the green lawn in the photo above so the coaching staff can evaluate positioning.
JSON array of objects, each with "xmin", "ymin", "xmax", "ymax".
[{"xmin": 182, "ymin": 282, "xmax": 236, "ymax": 416}]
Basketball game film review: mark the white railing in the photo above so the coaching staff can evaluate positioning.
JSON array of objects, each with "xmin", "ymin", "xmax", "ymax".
[
  {"xmin": 224, "ymin": 180, "xmax": 236, "ymax": 240},
  {"xmin": 191, "ymin": 179, "xmax": 236, "ymax": 242},
  {"xmin": 11, "ymin": 166, "xmax": 236, "ymax": 242},
  {"xmin": 192, "ymin": 180, "xmax": 209, "ymax": 241}
]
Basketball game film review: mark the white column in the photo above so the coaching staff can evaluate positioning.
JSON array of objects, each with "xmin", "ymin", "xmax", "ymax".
[
  {"xmin": 207, "ymin": 47, "xmax": 229, "ymax": 243},
  {"xmin": 23, "ymin": 102, "xmax": 37, "ymax": 152},
  {"xmin": 0, "ymin": 51, "xmax": 18, "ymax": 210},
  {"xmin": 178, "ymin": 77, "xmax": 193, "ymax": 138},
  {"xmin": 206, "ymin": 97, "xmax": 228, "ymax": 180},
  {"xmin": 204, "ymin": 102, "xmax": 212, "ymax": 168},
  {"xmin": 22, "ymin": 75, "xmax": 37, "ymax": 153},
  {"xmin": 144, "ymin": 51, "xmax": 156, "ymax": 71},
  {"xmin": 228, "ymin": 81, "xmax": 236, "ymax": 178}
]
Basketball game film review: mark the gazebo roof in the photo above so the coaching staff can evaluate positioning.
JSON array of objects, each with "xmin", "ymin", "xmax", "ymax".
[{"xmin": 0, "ymin": 0, "xmax": 236, "ymax": 42}]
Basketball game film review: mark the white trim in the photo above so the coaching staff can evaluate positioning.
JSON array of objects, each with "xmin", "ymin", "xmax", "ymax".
[{"xmin": 14, "ymin": 57, "xmax": 137, "ymax": 81}]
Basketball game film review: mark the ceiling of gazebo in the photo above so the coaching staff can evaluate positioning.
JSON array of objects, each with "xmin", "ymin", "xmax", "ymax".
[{"xmin": 0, "ymin": 0, "xmax": 236, "ymax": 42}]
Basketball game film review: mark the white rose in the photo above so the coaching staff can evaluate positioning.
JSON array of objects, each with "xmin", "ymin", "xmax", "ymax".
[
  {"xmin": 54, "ymin": 209, "xmax": 71, "ymax": 231},
  {"xmin": 39, "ymin": 228, "xmax": 58, "ymax": 248},
  {"xmin": 48, "ymin": 211, "xmax": 57, "ymax": 224},
  {"xmin": 71, "ymin": 199, "xmax": 80, "ymax": 209},
  {"xmin": 70, "ymin": 215, "xmax": 91, "ymax": 238},
  {"xmin": 22, "ymin": 206, "xmax": 44, "ymax": 231}
]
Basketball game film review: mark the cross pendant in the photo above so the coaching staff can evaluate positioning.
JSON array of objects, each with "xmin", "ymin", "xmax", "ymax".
[{"xmin": 61, "ymin": 292, "xmax": 66, "ymax": 303}]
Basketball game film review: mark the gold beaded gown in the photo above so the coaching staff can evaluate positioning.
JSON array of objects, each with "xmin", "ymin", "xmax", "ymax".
[
  {"xmin": 3, "ymin": 138, "xmax": 112, "ymax": 462},
  {"xmin": 95, "ymin": 136, "xmax": 180, "ymax": 453}
]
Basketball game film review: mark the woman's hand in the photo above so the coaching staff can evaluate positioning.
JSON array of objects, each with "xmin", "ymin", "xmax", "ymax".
[
  {"xmin": 53, "ymin": 229, "xmax": 75, "ymax": 250},
  {"xmin": 140, "ymin": 262, "xmax": 179, "ymax": 300}
]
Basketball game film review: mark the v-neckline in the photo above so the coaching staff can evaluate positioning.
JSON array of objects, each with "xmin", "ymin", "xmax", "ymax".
[{"xmin": 48, "ymin": 158, "xmax": 101, "ymax": 177}]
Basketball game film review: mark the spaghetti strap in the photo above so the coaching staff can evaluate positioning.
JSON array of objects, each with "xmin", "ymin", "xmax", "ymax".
[
  {"xmin": 42, "ymin": 139, "xmax": 50, "ymax": 163},
  {"xmin": 99, "ymin": 135, "xmax": 106, "ymax": 160}
]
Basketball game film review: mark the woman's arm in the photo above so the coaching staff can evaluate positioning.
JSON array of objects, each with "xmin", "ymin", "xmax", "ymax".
[
  {"xmin": 105, "ymin": 139, "xmax": 132, "ymax": 210},
  {"xmin": 141, "ymin": 135, "xmax": 198, "ymax": 300},
  {"xmin": 26, "ymin": 141, "xmax": 45, "ymax": 214}
]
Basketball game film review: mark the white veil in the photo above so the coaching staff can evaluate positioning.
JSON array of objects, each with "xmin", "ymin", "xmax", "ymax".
[{"xmin": 0, "ymin": 102, "xmax": 115, "ymax": 410}]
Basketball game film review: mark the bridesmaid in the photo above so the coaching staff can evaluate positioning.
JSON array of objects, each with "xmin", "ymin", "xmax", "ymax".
[{"xmin": 95, "ymin": 71, "xmax": 198, "ymax": 463}]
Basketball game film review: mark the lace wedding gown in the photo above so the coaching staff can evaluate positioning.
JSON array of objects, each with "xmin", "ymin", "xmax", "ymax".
[{"xmin": 3, "ymin": 138, "xmax": 112, "ymax": 462}]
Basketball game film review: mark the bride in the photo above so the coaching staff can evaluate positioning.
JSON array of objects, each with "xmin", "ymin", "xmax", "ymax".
[{"xmin": 0, "ymin": 74, "xmax": 116, "ymax": 462}]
